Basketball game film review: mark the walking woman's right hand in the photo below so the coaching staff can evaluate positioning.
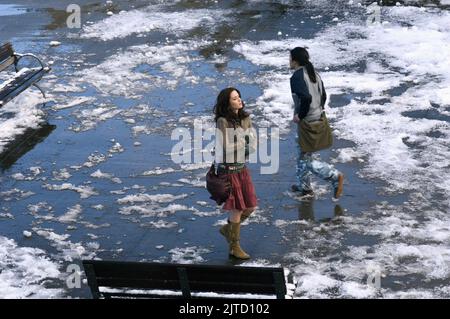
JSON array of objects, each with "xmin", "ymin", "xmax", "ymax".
[{"xmin": 293, "ymin": 114, "xmax": 300, "ymax": 123}]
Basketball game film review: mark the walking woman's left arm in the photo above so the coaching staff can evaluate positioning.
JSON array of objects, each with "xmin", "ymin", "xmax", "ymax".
[{"xmin": 320, "ymin": 78, "xmax": 327, "ymax": 109}]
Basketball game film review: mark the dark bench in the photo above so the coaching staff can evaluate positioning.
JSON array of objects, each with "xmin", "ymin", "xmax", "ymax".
[
  {"xmin": 82, "ymin": 260, "xmax": 291, "ymax": 299},
  {"xmin": 0, "ymin": 42, "xmax": 51, "ymax": 108}
]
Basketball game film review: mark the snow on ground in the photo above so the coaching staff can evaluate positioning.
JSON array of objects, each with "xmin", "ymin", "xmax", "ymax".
[
  {"xmin": 114, "ymin": 191, "xmax": 198, "ymax": 229},
  {"xmin": 32, "ymin": 227, "xmax": 98, "ymax": 262},
  {"xmin": 28, "ymin": 202, "xmax": 55, "ymax": 221},
  {"xmin": 117, "ymin": 193, "xmax": 188, "ymax": 204},
  {"xmin": 169, "ymin": 246, "xmax": 211, "ymax": 264},
  {"xmin": 52, "ymin": 96, "xmax": 95, "ymax": 110},
  {"xmin": 90, "ymin": 169, "xmax": 122, "ymax": 184},
  {"xmin": 332, "ymin": 148, "xmax": 365, "ymax": 164},
  {"xmin": 11, "ymin": 166, "xmax": 44, "ymax": 181},
  {"xmin": 142, "ymin": 167, "xmax": 177, "ymax": 175},
  {"xmin": 141, "ymin": 162, "xmax": 211, "ymax": 176},
  {"xmin": 68, "ymin": 152, "xmax": 108, "ymax": 169},
  {"xmin": 178, "ymin": 176, "xmax": 206, "ymax": 188},
  {"xmin": 43, "ymin": 183, "xmax": 98, "ymax": 199},
  {"xmin": 81, "ymin": 5, "xmax": 230, "ymax": 41},
  {"xmin": 77, "ymin": 40, "xmax": 210, "ymax": 98},
  {"xmin": 52, "ymin": 168, "xmax": 72, "ymax": 181},
  {"xmin": 119, "ymin": 201, "xmax": 194, "ymax": 218},
  {"xmin": 0, "ymin": 90, "xmax": 46, "ymax": 154},
  {"xmin": 58, "ymin": 204, "xmax": 83, "ymax": 223},
  {"xmin": 0, "ymin": 236, "xmax": 63, "ymax": 298},
  {"xmin": 69, "ymin": 104, "xmax": 122, "ymax": 132},
  {"xmin": 0, "ymin": 188, "xmax": 35, "ymax": 201}
]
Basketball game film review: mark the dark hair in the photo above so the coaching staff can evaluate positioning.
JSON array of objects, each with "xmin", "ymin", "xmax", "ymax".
[
  {"xmin": 213, "ymin": 87, "xmax": 249, "ymax": 122},
  {"xmin": 290, "ymin": 47, "xmax": 317, "ymax": 83}
]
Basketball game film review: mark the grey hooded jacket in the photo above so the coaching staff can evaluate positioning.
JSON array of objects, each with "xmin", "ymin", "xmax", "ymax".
[{"xmin": 290, "ymin": 67, "xmax": 327, "ymax": 122}]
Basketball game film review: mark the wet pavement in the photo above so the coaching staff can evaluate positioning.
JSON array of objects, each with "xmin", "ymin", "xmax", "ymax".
[{"xmin": 0, "ymin": 0, "xmax": 449, "ymax": 298}]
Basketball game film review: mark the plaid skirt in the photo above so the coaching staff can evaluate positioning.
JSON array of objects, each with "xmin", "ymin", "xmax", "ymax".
[{"xmin": 220, "ymin": 166, "xmax": 258, "ymax": 211}]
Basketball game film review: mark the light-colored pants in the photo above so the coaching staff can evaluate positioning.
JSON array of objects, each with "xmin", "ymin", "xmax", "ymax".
[{"xmin": 296, "ymin": 144, "xmax": 340, "ymax": 192}]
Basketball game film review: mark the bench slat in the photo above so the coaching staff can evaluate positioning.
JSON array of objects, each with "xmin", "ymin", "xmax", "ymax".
[
  {"xmin": 0, "ymin": 42, "xmax": 13, "ymax": 63},
  {"xmin": 101, "ymin": 292, "xmax": 275, "ymax": 299},
  {"xmin": 0, "ymin": 68, "xmax": 46, "ymax": 107},
  {"xmin": 96, "ymin": 277, "xmax": 283, "ymax": 295},
  {"xmin": 93, "ymin": 270, "xmax": 278, "ymax": 285},
  {"xmin": 84, "ymin": 260, "xmax": 281, "ymax": 284},
  {"xmin": 83, "ymin": 260, "xmax": 283, "ymax": 278},
  {"xmin": 0, "ymin": 56, "xmax": 15, "ymax": 73},
  {"xmin": 101, "ymin": 292, "xmax": 183, "ymax": 299},
  {"xmin": 82, "ymin": 260, "xmax": 287, "ymax": 299}
]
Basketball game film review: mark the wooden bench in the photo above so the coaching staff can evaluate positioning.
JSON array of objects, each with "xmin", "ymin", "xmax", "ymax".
[
  {"xmin": 82, "ymin": 260, "xmax": 291, "ymax": 299},
  {"xmin": 0, "ymin": 42, "xmax": 51, "ymax": 108}
]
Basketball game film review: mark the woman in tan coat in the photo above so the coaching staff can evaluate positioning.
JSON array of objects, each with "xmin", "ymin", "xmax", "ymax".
[{"xmin": 214, "ymin": 87, "xmax": 257, "ymax": 260}]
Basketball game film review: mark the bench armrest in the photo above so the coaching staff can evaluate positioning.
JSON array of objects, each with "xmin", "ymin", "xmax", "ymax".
[{"xmin": 14, "ymin": 53, "xmax": 50, "ymax": 72}]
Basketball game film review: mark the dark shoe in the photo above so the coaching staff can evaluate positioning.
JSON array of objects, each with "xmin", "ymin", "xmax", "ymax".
[
  {"xmin": 333, "ymin": 174, "xmax": 344, "ymax": 199},
  {"xmin": 292, "ymin": 185, "xmax": 314, "ymax": 197},
  {"xmin": 301, "ymin": 190, "xmax": 314, "ymax": 198}
]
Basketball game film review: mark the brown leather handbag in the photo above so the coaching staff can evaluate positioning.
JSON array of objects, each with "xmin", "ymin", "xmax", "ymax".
[
  {"xmin": 206, "ymin": 164, "xmax": 231, "ymax": 205},
  {"xmin": 298, "ymin": 112, "xmax": 333, "ymax": 153}
]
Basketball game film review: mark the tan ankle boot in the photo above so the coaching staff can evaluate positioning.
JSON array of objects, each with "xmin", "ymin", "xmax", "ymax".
[
  {"xmin": 220, "ymin": 213, "xmax": 252, "ymax": 243},
  {"xmin": 219, "ymin": 222, "xmax": 231, "ymax": 243},
  {"xmin": 228, "ymin": 222, "xmax": 250, "ymax": 260}
]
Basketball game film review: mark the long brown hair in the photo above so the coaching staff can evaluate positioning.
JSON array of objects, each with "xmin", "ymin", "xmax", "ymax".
[{"xmin": 213, "ymin": 87, "xmax": 249, "ymax": 123}]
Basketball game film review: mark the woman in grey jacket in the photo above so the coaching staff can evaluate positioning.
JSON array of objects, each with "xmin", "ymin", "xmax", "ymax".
[{"xmin": 290, "ymin": 47, "xmax": 344, "ymax": 199}]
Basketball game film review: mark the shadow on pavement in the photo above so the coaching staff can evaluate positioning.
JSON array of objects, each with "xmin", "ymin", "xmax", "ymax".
[{"xmin": 0, "ymin": 123, "xmax": 56, "ymax": 171}]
